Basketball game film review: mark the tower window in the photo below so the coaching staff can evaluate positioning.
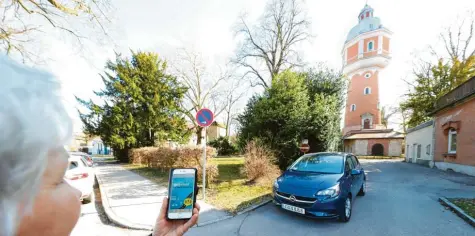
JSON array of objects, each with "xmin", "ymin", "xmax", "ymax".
[
  {"xmin": 366, "ymin": 12, "xmax": 369, "ymax": 17},
  {"xmin": 360, "ymin": 15, "xmax": 364, "ymax": 20},
  {"xmin": 368, "ymin": 41, "xmax": 374, "ymax": 51},
  {"xmin": 364, "ymin": 87, "xmax": 371, "ymax": 95},
  {"xmin": 364, "ymin": 73, "xmax": 371, "ymax": 78},
  {"xmin": 350, "ymin": 104, "xmax": 356, "ymax": 112}
]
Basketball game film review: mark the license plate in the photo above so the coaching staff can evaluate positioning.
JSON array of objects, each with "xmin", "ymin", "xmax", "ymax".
[{"xmin": 282, "ymin": 204, "xmax": 305, "ymax": 214}]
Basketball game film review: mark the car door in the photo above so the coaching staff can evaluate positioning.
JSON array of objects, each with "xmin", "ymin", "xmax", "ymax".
[
  {"xmin": 345, "ymin": 156, "xmax": 357, "ymax": 197},
  {"xmin": 351, "ymin": 155, "xmax": 364, "ymax": 190}
]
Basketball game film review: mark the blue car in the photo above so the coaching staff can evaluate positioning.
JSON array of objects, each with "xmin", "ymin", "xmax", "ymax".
[{"xmin": 273, "ymin": 152, "xmax": 366, "ymax": 222}]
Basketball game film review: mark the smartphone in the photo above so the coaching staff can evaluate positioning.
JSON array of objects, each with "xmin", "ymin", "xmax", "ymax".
[{"xmin": 167, "ymin": 168, "xmax": 198, "ymax": 220}]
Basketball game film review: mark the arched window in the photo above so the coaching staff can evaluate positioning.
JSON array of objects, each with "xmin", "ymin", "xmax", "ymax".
[
  {"xmin": 364, "ymin": 87, "xmax": 371, "ymax": 95},
  {"xmin": 350, "ymin": 104, "xmax": 356, "ymax": 112},
  {"xmin": 368, "ymin": 41, "xmax": 374, "ymax": 51}
]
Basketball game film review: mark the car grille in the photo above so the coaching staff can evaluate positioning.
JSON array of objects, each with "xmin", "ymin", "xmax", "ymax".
[{"xmin": 276, "ymin": 191, "xmax": 317, "ymax": 203}]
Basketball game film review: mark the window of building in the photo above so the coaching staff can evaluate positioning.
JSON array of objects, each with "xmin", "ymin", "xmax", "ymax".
[
  {"xmin": 369, "ymin": 24, "xmax": 374, "ymax": 29},
  {"xmin": 366, "ymin": 12, "xmax": 369, "ymax": 17},
  {"xmin": 364, "ymin": 73, "xmax": 371, "ymax": 78},
  {"xmin": 368, "ymin": 41, "xmax": 374, "ymax": 51},
  {"xmin": 426, "ymin": 144, "xmax": 431, "ymax": 155},
  {"xmin": 417, "ymin": 144, "xmax": 421, "ymax": 159},
  {"xmin": 363, "ymin": 119, "xmax": 371, "ymax": 129},
  {"xmin": 350, "ymin": 104, "xmax": 356, "ymax": 112},
  {"xmin": 406, "ymin": 145, "xmax": 410, "ymax": 158},
  {"xmin": 448, "ymin": 129, "xmax": 457, "ymax": 153},
  {"xmin": 364, "ymin": 87, "xmax": 371, "ymax": 95},
  {"xmin": 360, "ymin": 15, "xmax": 364, "ymax": 20}
]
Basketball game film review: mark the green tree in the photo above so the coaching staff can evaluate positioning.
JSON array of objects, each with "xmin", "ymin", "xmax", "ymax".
[
  {"xmin": 77, "ymin": 51, "xmax": 190, "ymax": 162},
  {"xmin": 238, "ymin": 68, "xmax": 345, "ymax": 169},
  {"xmin": 401, "ymin": 56, "xmax": 475, "ymax": 128},
  {"xmin": 303, "ymin": 66, "xmax": 346, "ymax": 153}
]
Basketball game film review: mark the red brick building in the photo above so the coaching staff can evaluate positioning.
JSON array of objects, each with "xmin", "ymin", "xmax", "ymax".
[
  {"xmin": 341, "ymin": 5, "xmax": 404, "ymax": 156},
  {"xmin": 430, "ymin": 76, "xmax": 475, "ymax": 176}
]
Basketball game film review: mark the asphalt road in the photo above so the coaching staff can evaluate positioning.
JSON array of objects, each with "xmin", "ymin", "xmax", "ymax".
[
  {"xmin": 71, "ymin": 161, "xmax": 151, "ymax": 236},
  {"xmin": 188, "ymin": 160, "xmax": 475, "ymax": 236}
]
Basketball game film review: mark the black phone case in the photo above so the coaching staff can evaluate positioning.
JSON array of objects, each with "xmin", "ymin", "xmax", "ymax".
[{"xmin": 166, "ymin": 168, "xmax": 198, "ymax": 220}]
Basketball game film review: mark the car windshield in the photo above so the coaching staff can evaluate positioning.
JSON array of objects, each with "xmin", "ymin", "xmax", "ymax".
[{"xmin": 289, "ymin": 154, "xmax": 344, "ymax": 174}]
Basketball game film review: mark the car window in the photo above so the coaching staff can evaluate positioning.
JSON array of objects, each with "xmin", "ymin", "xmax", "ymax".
[
  {"xmin": 68, "ymin": 161, "xmax": 78, "ymax": 170},
  {"xmin": 289, "ymin": 154, "xmax": 344, "ymax": 174},
  {"xmin": 346, "ymin": 157, "xmax": 355, "ymax": 170},
  {"xmin": 79, "ymin": 157, "xmax": 89, "ymax": 167},
  {"xmin": 351, "ymin": 155, "xmax": 359, "ymax": 167}
]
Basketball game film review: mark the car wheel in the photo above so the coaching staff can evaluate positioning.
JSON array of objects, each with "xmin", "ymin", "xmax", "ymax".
[
  {"xmin": 339, "ymin": 196, "xmax": 352, "ymax": 222},
  {"xmin": 82, "ymin": 194, "xmax": 93, "ymax": 204},
  {"xmin": 358, "ymin": 179, "xmax": 366, "ymax": 196}
]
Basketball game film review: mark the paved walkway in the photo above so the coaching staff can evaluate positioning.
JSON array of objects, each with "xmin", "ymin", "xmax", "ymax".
[{"xmin": 94, "ymin": 163, "xmax": 231, "ymax": 231}]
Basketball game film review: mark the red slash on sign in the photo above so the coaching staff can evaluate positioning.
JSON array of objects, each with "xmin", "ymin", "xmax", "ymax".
[{"xmin": 195, "ymin": 108, "xmax": 214, "ymax": 127}]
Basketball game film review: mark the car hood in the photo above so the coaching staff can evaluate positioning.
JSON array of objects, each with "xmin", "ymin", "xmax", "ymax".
[{"xmin": 277, "ymin": 171, "xmax": 342, "ymax": 196}]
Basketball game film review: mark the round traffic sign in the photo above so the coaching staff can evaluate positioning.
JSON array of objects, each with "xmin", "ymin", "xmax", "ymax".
[
  {"xmin": 300, "ymin": 144, "xmax": 310, "ymax": 153},
  {"xmin": 196, "ymin": 108, "xmax": 214, "ymax": 127}
]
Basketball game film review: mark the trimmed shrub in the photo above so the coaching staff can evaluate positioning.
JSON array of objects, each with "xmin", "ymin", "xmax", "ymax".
[
  {"xmin": 129, "ymin": 146, "xmax": 218, "ymax": 185},
  {"xmin": 242, "ymin": 140, "xmax": 280, "ymax": 183},
  {"xmin": 208, "ymin": 137, "xmax": 238, "ymax": 156}
]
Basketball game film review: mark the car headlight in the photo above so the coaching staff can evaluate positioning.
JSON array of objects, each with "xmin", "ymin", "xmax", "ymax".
[
  {"xmin": 315, "ymin": 184, "xmax": 340, "ymax": 198},
  {"xmin": 273, "ymin": 180, "xmax": 279, "ymax": 189}
]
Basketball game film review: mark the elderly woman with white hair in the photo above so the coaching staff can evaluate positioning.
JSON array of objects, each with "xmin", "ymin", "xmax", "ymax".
[{"xmin": 0, "ymin": 55, "xmax": 199, "ymax": 236}]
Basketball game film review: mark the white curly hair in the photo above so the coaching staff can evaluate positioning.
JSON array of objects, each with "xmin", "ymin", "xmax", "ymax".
[{"xmin": 0, "ymin": 56, "xmax": 73, "ymax": 236}]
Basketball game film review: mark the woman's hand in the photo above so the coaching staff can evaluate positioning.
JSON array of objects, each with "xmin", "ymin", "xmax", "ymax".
[{"xmin": 152, "ymin": 197, "xmax": 200, "ymax": 236}]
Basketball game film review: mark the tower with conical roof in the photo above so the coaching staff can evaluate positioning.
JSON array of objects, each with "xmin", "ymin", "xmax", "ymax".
[{"xmin": 342, "ymin": 5, "xmax": 404, "ymax": 156}]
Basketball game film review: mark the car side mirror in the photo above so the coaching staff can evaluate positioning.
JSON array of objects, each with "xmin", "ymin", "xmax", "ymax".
[{"xmin": 351, "ymin": 169, "xmax": 362, "ymax": 175}]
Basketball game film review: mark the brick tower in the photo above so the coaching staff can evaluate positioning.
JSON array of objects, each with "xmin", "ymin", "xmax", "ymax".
[{"xmin": 342, "ymin": 5, "xmax": 404, "ymax": 156}]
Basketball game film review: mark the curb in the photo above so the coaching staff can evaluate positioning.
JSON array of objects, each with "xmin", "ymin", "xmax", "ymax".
[
  {"xmin": 196, "ymin": 199, "xmax": 272, "ymax": 227},
  {"xmin": 439, "ymin": 197, "xmax": 475, "ymax": 227},
  {"xmin": 95, "ymin": 167, "xmax": 154, "ymax": 231},
  {"xmin": 95, "ymin": 164, "xmax": 272, "ymax": 229}
]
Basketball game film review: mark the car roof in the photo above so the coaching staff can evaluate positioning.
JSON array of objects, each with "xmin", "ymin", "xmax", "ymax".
[
  {"xmin": 69, "ymin": 151, "xmax": 89, "ymax": 156},
  {"xmin": 304, "ymin": 152, "xmax": 348, "ymax": 157},
  {"xmin": 68, "ymin": 155, "xmax": 86, "ymax": 161}
]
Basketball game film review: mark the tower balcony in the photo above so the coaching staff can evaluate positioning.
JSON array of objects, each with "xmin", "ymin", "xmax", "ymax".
[{"xmin": 343, "ymin": 52, "xmax": 391, "ymax": 75}]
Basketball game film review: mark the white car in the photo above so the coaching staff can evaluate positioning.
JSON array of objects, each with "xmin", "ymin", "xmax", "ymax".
[{"xmin": 65, "ymin": 155, "xmax": 95, "ymax": 203}]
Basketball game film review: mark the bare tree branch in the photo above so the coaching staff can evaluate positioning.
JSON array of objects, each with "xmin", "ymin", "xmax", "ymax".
[
  {"xmin": 0, "ymin": 0, "xmax": 111, "ymax": 62},
  {"xmin": 173, "ymin": 48, "xmax": 232, "ymax": 144},
  {"xmin": 233, "ymin": 0, "xmax": 312, "ymax": 88}
]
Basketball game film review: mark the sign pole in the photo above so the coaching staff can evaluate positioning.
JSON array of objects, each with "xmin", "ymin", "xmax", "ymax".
[
  {"xmin": 195, "ymin": 108, "xmax": 214, "ymax": 202},
  {"xmin": 202, "ymin": 126, "xmax": 207, "ymax": 201}
]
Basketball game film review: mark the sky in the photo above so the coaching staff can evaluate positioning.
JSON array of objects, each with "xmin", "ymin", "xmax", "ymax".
[{"xmin": 26, "ymin": 0, "xmax": 475, "ymax": 133}]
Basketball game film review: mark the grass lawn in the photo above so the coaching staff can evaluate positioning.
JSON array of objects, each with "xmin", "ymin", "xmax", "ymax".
[
  {"xmin": 206, "ymin": 157, "xmax": 273, "ymax": 213},
  {"xmin": 124, "ymin": 156, "xmax": 273, "ymax": 214},
  {"xmin": 449, "ymin": 198, "xmax": 475, "ymax": 218}
]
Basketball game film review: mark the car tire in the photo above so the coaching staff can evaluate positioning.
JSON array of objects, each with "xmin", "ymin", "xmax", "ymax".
[
  {"xmin": 358, "ymin": 179, "xmax": 366, "ymax": 196},
  {"xmin": 82, "ymin": 194, "xmax": 93, "ymax": 204},
  {"xmin": 339, "ymin": 196, "xmax": 352, "ymax": 222}
]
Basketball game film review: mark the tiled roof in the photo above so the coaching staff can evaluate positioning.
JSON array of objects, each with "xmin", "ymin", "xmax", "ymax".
[
  {"xmin": 406, "ymin": 120, "xmax": 434, "ymax": 134},
  {"xmin": 344, "ymin": 131, "xmax": 405, "ymax": 140}
]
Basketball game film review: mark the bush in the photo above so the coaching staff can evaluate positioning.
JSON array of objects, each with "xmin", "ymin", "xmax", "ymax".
[
  {"xmin": 208, "ymin": 137, "xmax": 238, "ymax": 156},
  {"xmin": 197, "ymin": 163, "xmax": 219, "ymax": 186},
  {"xmin": 241, "ymin": 140, "xmax": 280, "ymax": 183},
  {"xmin": 129, "ymin": 146, "xmax": 218, "ymax": 185}
]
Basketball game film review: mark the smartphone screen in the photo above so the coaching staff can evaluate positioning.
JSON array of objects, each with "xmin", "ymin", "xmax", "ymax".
[{"xmin": 167, "ymin": 169, "xmax": 196, "ymax": 219}]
